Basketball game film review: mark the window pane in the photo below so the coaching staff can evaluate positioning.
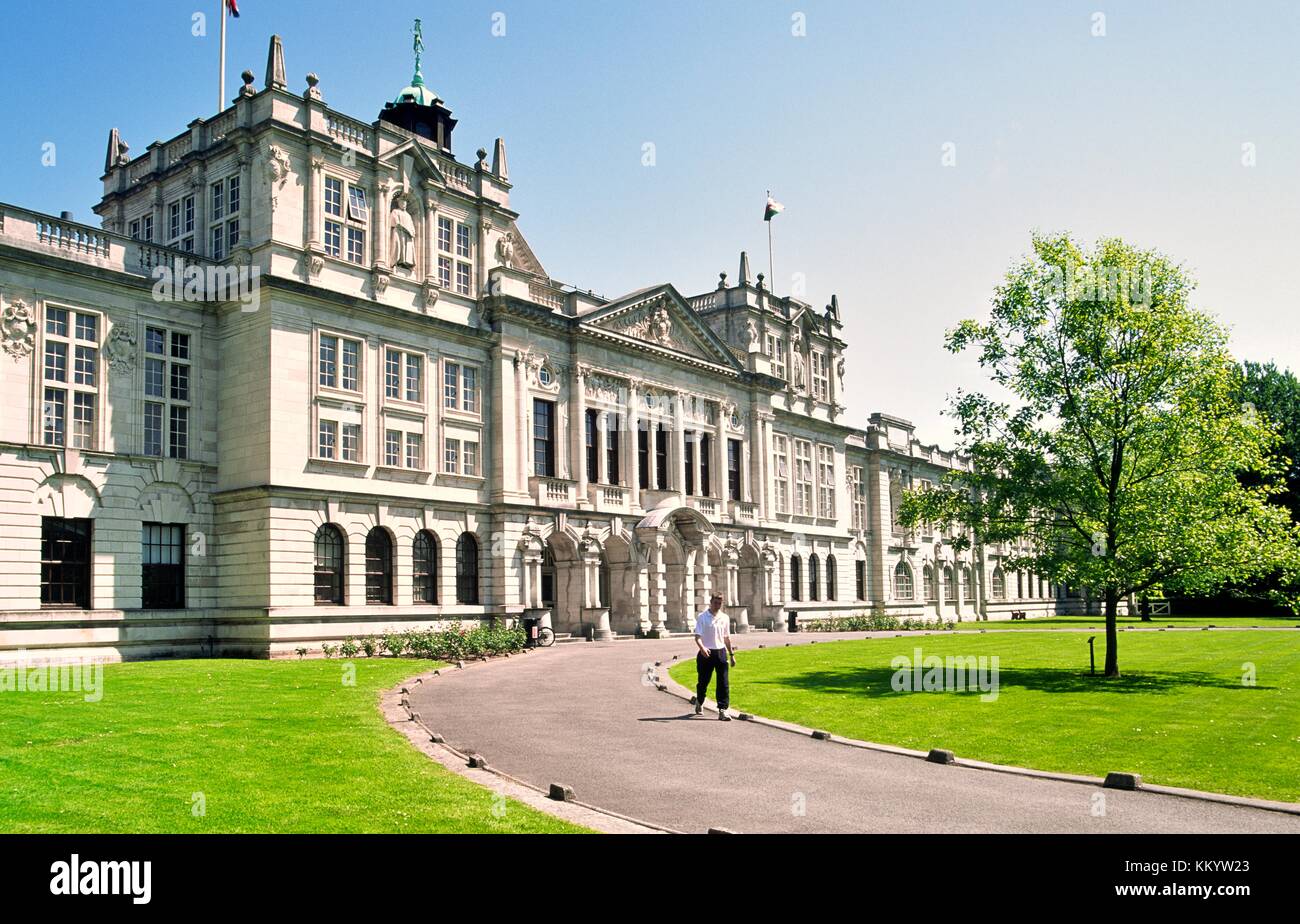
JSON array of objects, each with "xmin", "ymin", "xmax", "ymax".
[
  {"xmin": 46, "ymin": 307, "xmax": 68, "ymax": 337},
  {"xmin": 72, "ymin": 393, "xmax": 96, "ymax": 449},
  {"xmin": 461, "ymin": 366, "xmax": 477, "ymax": 412},
  {"xmin": 169, "ymin": 362, "xmax": 189, "ymax": 401},
  {"xmin": 341, "ymin": 340, "xmax": 358, "ymax": 391},
  {"xmin": 44, "ymin": 341, "xmax": 67, "ymax": 383},
  {"xmin": 385, "ymin": 349, "xmax": 401, "ymax": 398},
  {"xmin": 75, "ymin": 313, "xmax": 98, "ymax": 342},
  {"xmin": 144, "ymin": 402, "xmax": 164, "ymax": 456},
  {"xmin": 42, "ymin": 388, "xmax": 65, "ymax": 446},
  {"xmin": 145, "ymin": 327, "xmax": 165, "ymax": 355},
  {"xmin": 41, "ymin": 517, "xmax": 92, "ymax": 608},
  {"xmin": 169, "ymin": 405, "xmax": 189, "ymax": 459},
  {"xmin": 405, "ymin": 355, "xmax": 422, "ymax": 403}
]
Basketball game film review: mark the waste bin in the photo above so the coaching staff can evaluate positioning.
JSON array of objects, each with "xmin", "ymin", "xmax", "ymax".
[
  {"xmin": 522, "ymin": 613, "xmax": 542, "ymax": 646},
  {"xmin": 787, "ymin": 610, "xmax": 800, "ymax": 633}
]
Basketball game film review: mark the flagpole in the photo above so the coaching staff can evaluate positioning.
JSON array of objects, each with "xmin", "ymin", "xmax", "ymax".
[
  {"xmin": 766, "ymin": 190, "xmax": 775, "ymax": 293},
  {"xmin": 218, "ymin": 0, "xmax": 227, "ymax": 112}
]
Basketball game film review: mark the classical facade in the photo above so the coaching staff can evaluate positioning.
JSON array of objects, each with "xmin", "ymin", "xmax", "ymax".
[{"xmin": 0, "ymin": 33, "xmax": 1077, "ymax": 663}]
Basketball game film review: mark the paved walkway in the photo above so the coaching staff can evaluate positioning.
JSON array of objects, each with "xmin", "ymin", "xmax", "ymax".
[{"xmin": 407, "ymin": 632, "xmax": 1300, "ymax": 834}]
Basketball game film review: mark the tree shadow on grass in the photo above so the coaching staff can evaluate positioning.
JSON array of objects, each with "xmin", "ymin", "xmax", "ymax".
[{"xmin": 752, "ymin": 665, "xmax": 1272, "ymax": 698}]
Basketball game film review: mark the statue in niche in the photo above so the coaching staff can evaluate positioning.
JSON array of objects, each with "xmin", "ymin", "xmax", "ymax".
[
  {"xmin": 390, "ymin": 189, "xmax": 417, "ymax": 269},
  {"xmin": 792, "ymin": 352, "xmax": 806, "ymax": 390},
  {"xmin": 495, "ymin": 230, "xmax": 516, "ymax": 269},
  {"xmin": 744, "ymin": 318, "xmax": 760, "ymax": 351}
]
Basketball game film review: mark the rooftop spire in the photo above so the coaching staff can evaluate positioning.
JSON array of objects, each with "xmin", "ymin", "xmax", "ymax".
[
  {"xmin": 411, "ymin": 19, "xmax": 425, "ymax": 87},
  {"xmin": 738, "ymin": 251, "xmax": 751, "ymax": 286},
  {"xmin": 265, "ymin": 34, "xmax": 286, "ymax": 91}
]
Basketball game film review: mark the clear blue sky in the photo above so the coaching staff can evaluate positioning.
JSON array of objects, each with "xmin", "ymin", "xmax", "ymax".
[{"xmin": 3, "ymin": 0, "xmax": 1298, "ymax": 442}]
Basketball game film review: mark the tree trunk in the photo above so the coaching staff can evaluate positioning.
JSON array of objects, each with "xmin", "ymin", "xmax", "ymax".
[{"xmin": 1104, "ymin": 588, "xmax": 1120, "ymax": 678}]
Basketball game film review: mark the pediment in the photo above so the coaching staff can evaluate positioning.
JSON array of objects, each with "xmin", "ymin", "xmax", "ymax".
[
  {"xmin": 581, "ymin": 287, "xmax": 741, "ymax": 369},
  {"xmin": 376, "ymin": 139, "xmax": 450, "ymax": 189}
]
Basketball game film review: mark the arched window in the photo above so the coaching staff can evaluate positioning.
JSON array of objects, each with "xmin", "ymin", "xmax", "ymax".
[
  {"xmin": 808, "ymin": 554, "xmax": 820, "ymax": 601},
  {"xmin": 314, "ymin": 524, "xmax": 345, "ymax": 605},
  {"xmin": 826, "ymin": 554, "xmax": 837, "ymax": 601},
  {"xmin": 413, "ymin": 530, "xmax": 438, "ymax": 604},
  {"xmin": 894, "ymin": 561, "xmax": 914, "ymax": 600},
  {"xmin": 790, "ymin": 554, "xmax": 803, "ymax": 602},
  {"xmin": 991, "ymin": 567, "xmax": 1006, "ymax": 600},
  {"xmin": 456, "ymin": 532, "xmax": 479, "ymax": 604},
  {"xmin": 365, "ymin": 527, "xmax": 393, "ymax": 604},
  {"xmin": 961, "ymin": 565, "xmax": 972, "ymax": 598},
  {"xmin": 855, "ymin": 558, "xmax": 866, "ymax": 600},
  {"xmin": 943, "ymin": 565, "xmax": 955, "ymax": 601},
  {"xmin": 924, "ymin": 564, "xmax": 937, "ymax": 602}
]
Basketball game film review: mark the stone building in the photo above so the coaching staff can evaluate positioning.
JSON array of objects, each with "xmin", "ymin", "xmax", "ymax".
[{"xmin": 0, "ymin": 33, "xmax": 1073, "ymax": 663}]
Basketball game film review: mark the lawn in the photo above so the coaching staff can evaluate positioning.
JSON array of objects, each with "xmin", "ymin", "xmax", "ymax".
[
  {"xmin": 670, "ymin": 630, "xmax": 1300, "ymax": 802},
  {"xmin": 950, "ymin": 614, "xmax": 1300, "ymax": 631},
  {"xmin": 0, "ymin": 658, "xmax": 587, "ymax": 833}
]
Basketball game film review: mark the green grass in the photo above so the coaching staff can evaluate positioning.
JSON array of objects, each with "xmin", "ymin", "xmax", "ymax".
[
  {"xmin": 950, "ymin": 614, "xmax": 1300, "ymax": 631},
  {"xmin": 0, "ymin": 658, "xmax": 587, "ymax": 833},
  {"xmin": 671, "ymin": 631, "xmax": 1300, "ymax": 802}
]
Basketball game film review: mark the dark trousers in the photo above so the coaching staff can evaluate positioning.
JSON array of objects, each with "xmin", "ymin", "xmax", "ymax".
[{"xmin": 696, "ymin": 648, "xmax": 730, "ymax": 710}]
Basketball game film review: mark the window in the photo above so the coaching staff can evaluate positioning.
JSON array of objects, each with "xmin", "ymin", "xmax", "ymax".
[
  {"xmin": 894, "ymin": 562, "xmax": 914, "ymax": 600},
  {"xmin": 699, "ymin": 433, "xmax": 712, "ymax": 496},
  {"xmin": 413, "ymin": 531, "xmax": 438, "ymax": 604},
  {"xmin": 533, "ymin": 399, "xmax": 555, "ymax": 477},
  {"xmin": 365, "ymin": 528, "xmax": 393, "ymax": 604},
  {"xmin": 461, "ymin": 366, "xmax": 478, "ymax": 413},
  {"xmin": 347, "ymin": 185, "xmax": 368, "ymax": 222},
  {"xmin": 341, "ymin": 423, "xmax": 361, "ymax": 462},
  {"xmin": 727, "ymin": 439, "xmax": 742, "ymax": 501},
  {"xmin": 318, "ymin": 334, "xmax": 360, "ymax": 391},
  {"xmin": 773, "ymin": 435, "xmax": 790, "ymax": 514},
  {"xmin": 385, "ymin": 429, "xmax": 401, "ymax": 467},
  {"xmin": 384, "ymin": 348, "xmax": 423, "ymax": 403},
  {"xmin": 347, "ymin": 227, "xmax": 365, "ymax": 265},
  {"xmin": 827, "ymin": 554, "xmax": 838, "ymax": 601},
  {"xmin": 586, "ymin": 409, "xmax": 600, "ymax": 484},
  {"xmin": 443, "ymin": 361, "xmax": 459, "ymax": 409},
  {"xmin": 209, "ymin": 176, "xmax": 240, "ymax": 258},
  {"xmin": 41, "ymin": 517, "xmax": 91, "ymax": 608},
  {"xmin": 655, "ymin": 424, "xmax": 669, "ymax": 490},
  {"xmin": 130, "ymin": 215, "xmax": 153, "ymax": 242},
  {"xmin": 168, "ymin": 194, "xmax": 195, "ymax": 250},
  {"xmin": 808, "ymin": 554, "xmax": 820, "ymax": 601},
  {"xmin": 42, "ymin": 306, "xmax": 100, "ymax": 450},
  {"xmin": 991, "ymin": 567, "xmax": 1006, "ymax": 600},
  {"xmin": 794, "ymin": 440, "xmax": 814, "ymax": 516},
  {"xmin": 944, "ymin": 566, "xmax": 956, "ymax": 601},
  {"xmin": 142, "ymin": 523, "xmax": 185, "ymax": 609},
  {"xmin": 455, "ymin": 222, "xmax": 471, "ymax": 258},
  {"xmin": 444, "ymin": 437, "xmax": 460, "ymax": 473},
  {"xmin": 856, "ymin": 559, "xmax": 866, "ymax": 601},
  {"xmin": 405, "ymin": 433, "xmax": 423, "ymax": 470},
  {"xmin": 318, "ymin": 420, "xmax": 338, "ymax": 459},
  {"xmin": 961, "ymin": 565, "xmax": 972, "ymax": 600},
  {"xmin": 313, "ymin": 524, "xmax": 345, "ymax": 604},
  {"xmin": 456, "ymin": 262, "xmax": 472, "ymax": 296},
  {"xmin": 790, "ymin": 554, "xmax": 802, "ymax": 602},
  {"xmin": 456, "ymin": 533, "xmax": 479, "ymax": 604},
  {"xmin": 812, "ymin": 349, "xmax": 829, "ymax": 401},
  {"xmin": 438, "ymin": 216, "xmax": 453, "ymax": 253},
  {"xmin": 817, "ymin": 444, "xmax": 836, "ymax": 518},
  {"xmin": 850, "ymin": 465, "xmax": 866, "ymax": 530},
  {"xmin": 684, "ymin": 431, "xmax": 696, "ymax": 496},
  {"xmin": 924, "ymin": 565, "xmax": 937, "ymax": 603},
  {"xmin": 766, "ymin": 334, "xmax": 786, "ymax": 380},
  {"xmin": 462, "ymin": 439, "xmax": 478, "ymax": 476},
  {"xmin": 438, "ymin": 256, "xmax": 452, "ymax": 289},
  {"xmin": 605, "ymin": 413, "xmax": 621, "ymax": 484}
]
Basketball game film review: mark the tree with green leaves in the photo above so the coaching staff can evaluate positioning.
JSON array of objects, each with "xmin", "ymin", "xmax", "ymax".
[{"xmin": 900, "ymin": 233, "xmax": 1300, "ymax": 677}]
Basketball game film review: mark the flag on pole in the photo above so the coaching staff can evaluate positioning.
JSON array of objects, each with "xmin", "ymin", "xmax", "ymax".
[
  {"xmin": 227, "ymin": 0, "xmax": 240, "ymax": 17},
  {"xmin": 764, "ymin": 193, "xmax": 784, "ymax": 221}
]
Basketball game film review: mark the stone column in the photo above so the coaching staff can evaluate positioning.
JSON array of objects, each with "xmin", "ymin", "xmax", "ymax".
[
  {"xmin": 674, "ymin": 394, "xmax": 686, "ymax": 502},
  {"xmin": 627, "ymin": 383, "xmax": 641, "ymax": 510},
  {"xmin": 514, "ymin": 354, "xmax": 529, "ymax": 491},
  {"xmin": 375, "ymin": 180, "xmax": 391, "ymax": 269},
  {"xmin": 520, "ymin": 549, "xmax": 532, "ymax": 607},
  {"xmin": 423, "ymin": 186, "xmax": 438, "ymax": 283},
  {"xmin": 690, "ymin": 430, "xmax": 702, "ymax": 499},
  {"xmin": 741, "ymin": 431, "xmax": 753, "ymax": 503},
  {"xmin": 236, "ymin": 143, "xmax": 252, "ymax": 250},
  {"xmin": 305, "ymin": 147, "xmax": 322, "ymax": 250},
  {"xmin": 478, "ymin": 216, "xmax": 492, "ymax": 295},
  {"xmin": 597, "ymin": 409, "xmax": 609, "ymax": 486},
  {"xmin": 649, "ymin": 535, "xmax": 668, "ymax": 636},
  {"xmin": 573, "ymin": 366, "xmax": 588, "ymax": 504},
  {"xmin": 712, "ymin": 405, "xmax": 726, "ymax": 499}
]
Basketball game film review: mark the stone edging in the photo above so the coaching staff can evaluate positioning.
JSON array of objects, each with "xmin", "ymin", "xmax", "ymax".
[
  {"xmin": 380, "ymin": 660, "xmax": 672, "ymax": 834},
  {"xmin": 654, "ymin": 648, "xmax": 1300, "ymax": 819}
]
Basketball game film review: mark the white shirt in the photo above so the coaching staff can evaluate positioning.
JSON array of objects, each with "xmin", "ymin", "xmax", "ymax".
[{"xmin": 694, "ymin": 609, "xmax": 731, "ymax": 651}]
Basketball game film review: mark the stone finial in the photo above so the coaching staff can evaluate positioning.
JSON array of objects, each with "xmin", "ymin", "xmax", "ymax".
[
  {"xmin": 828, "ymin": 293, "xmax": 841, "ymax": 321},
  {"xmin": 239, "ymin": 69, "xmax": 256, "ymax": 98},
  {"xmin": 756, "ymin": 272, "xmax": 765, "ymax": 292},
  {"xmin": 717, "ymin": 271, "xmax": 727, "ymax": 290},
  {"xmin": 304, "ymin": 72, "xmax": 321, "ymax": 101},
  {"xmin": 265, "ymin": 34, "xmax": 287, "ymax": 91},
  {"xmin": 475, "ymin": 147, "xmax": 489, "ymax": 170},
  {"xmin": 492, "ymin": 137, "xmax": 508, "ymax": 180},
  {"xmin": 738, "ymin": 251, "xmax": 751, "ymax": 286}
]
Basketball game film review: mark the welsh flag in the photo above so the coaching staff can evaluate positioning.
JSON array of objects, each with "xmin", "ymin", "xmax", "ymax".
[
  {"xmin": 227, "ymin": 0, "xmax": 240, "ymax": 17},
  {"xmin": 764, "ymin": 193, "xmax": 784, "ymax": 221}
]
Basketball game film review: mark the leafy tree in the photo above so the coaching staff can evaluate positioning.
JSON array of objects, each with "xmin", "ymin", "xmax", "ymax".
[
  {"xmin": 1239, "ymin": 361, "xmax": 1300, "ymax": 519},
  {"xmin": 901, "ymin": 233, "xmax": 1300, "ymax": 677}
]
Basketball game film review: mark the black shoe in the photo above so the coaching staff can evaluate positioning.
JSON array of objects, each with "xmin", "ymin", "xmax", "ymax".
[
  {"xmin": 694, "ymin": 702, "xmax": 702, "ymax": 715},
  {"xmin": 718, "ymin": 712, "xmax": 732, "ymax": 721}
]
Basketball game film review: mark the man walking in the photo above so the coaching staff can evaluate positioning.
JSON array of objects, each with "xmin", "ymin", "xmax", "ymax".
[{"xmin": 694, "ymin": 593, "xmax": 735, "ymax": 720}]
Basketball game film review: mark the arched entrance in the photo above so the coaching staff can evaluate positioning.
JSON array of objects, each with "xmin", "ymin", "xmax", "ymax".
[{"xmin": 634, "ymin": 504, "xmax": 714, "ymax": 637}]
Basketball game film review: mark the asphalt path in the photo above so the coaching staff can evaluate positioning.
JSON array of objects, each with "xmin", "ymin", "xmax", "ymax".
[{"xmin": 407, "ymin": 631, "xmax": 1300, "ymax": 833}]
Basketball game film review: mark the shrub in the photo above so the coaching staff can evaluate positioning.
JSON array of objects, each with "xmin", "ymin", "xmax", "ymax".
[
  {"xmin": 339, "ymin": 638, "xmax": 359, "ymax": 659},
  {"xmin": 321, "ymin": 643, "xmax": 337, "ymax": 659},
  {"xmin": 802, "ymin": 613, "xmax": 956, "ymax": 633},
  {"xmin": 359, "ymin": 636, "xmax": 378, "ymax": 658},
  {"xmin": 382, "ymin": 634, "xmax": 407, "ymax": 657},
  {"xmin": 294, "ymin": 647, "xmax": 309, "ymax": 659}
]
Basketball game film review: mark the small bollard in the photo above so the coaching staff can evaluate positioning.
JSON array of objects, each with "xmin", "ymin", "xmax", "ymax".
[
  {"xmin": 548, "ymin": 783, "xmax": 576, "ymax": 802},
  {"xmin": 927, "ymin": 748, "xmax": 956, "ymax": 765},
  {"xmin": 1103, "ymin": 772, "xmax": 1142, "ymax": 790},
  {"xmin": 467, "ymin": 753, "xmax": 488, "ymax": 769}
]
